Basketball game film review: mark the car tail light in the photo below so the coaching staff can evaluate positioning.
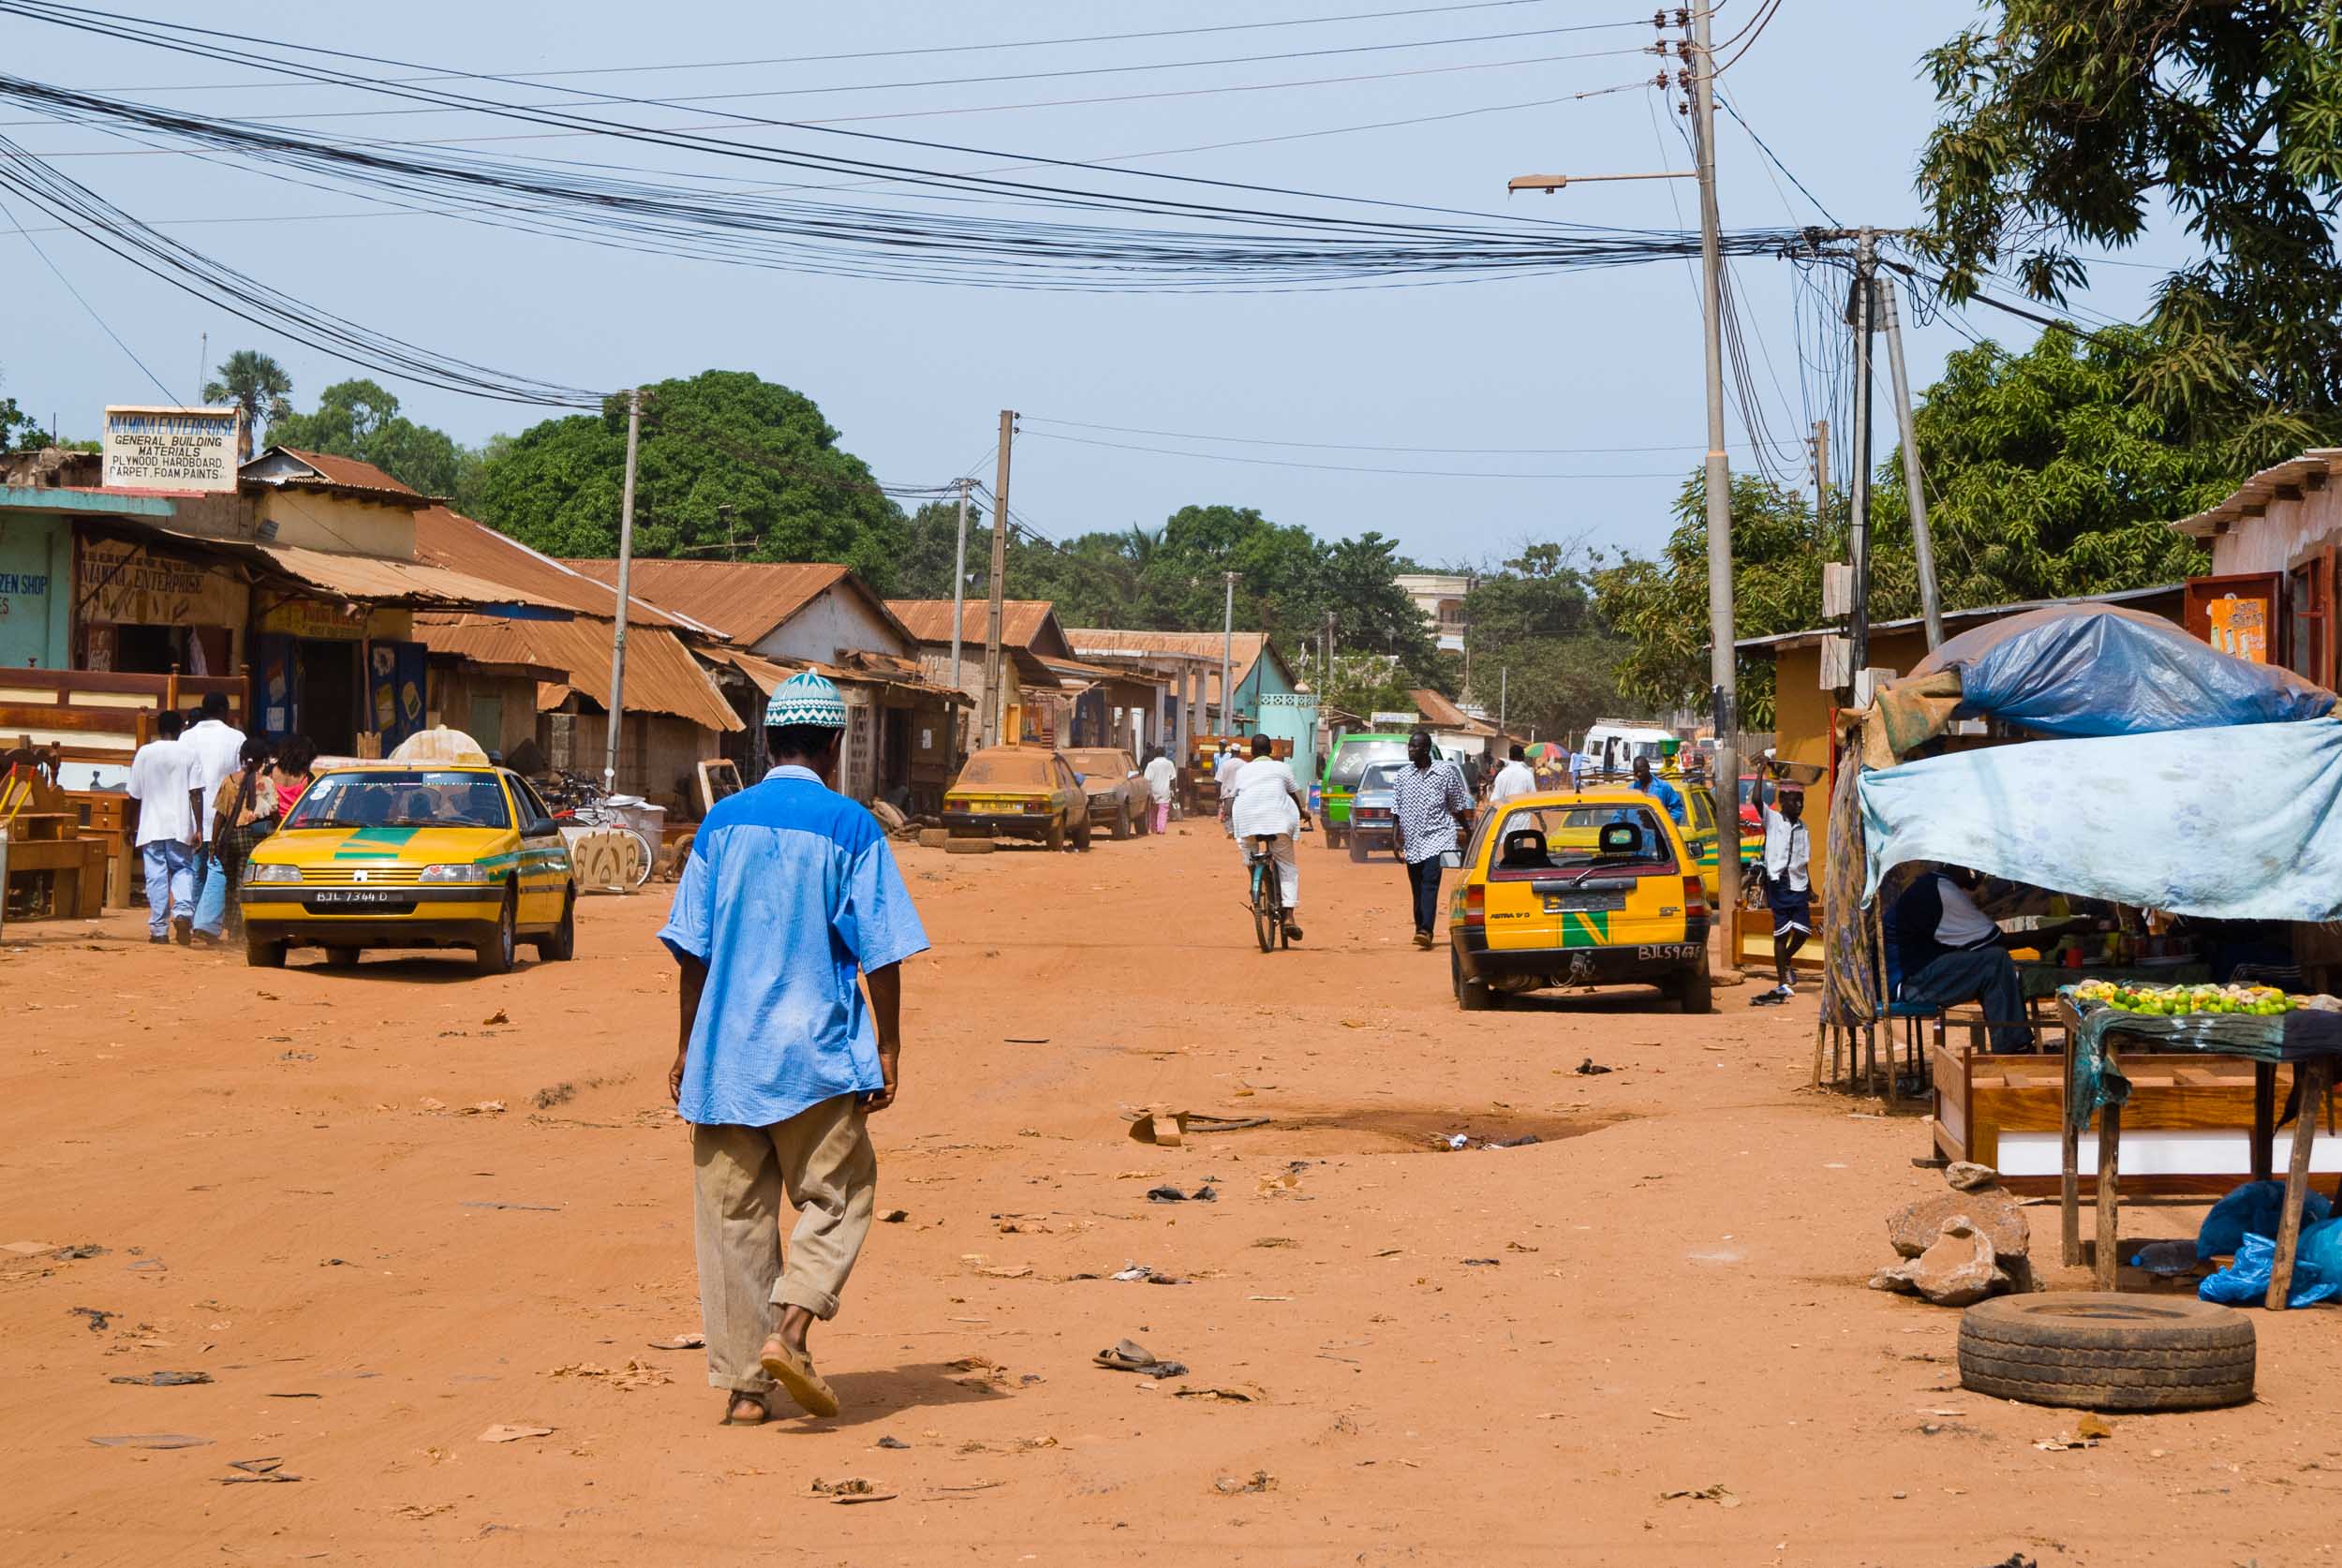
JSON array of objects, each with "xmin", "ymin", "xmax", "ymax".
[
  {"xmin": 1462, "ymin": 883, "xmax": 1486, "ymax": 930},
  {"xmin": 1024, "ymin": 800, "xmax": 1048, "ymax": 813},
  {"xmin": 1683, "ymin": 874, "xmax": 1707, "ymax": 916}
]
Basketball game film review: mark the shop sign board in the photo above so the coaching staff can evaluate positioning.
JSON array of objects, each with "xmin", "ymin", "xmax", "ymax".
[
  {"xmin": 254, "ymin": 598, "xmax": 412, "ymax": 641},
  {"xmin": 2204, "ymin": 595, "xmax": 2269, "ymax": 663},
  {"xmin": 79, "ymin": 537, "xmax": 247, "ymax": 629},
  {"xmin": 101, "ymin": 406, "xmax": 242, "ymax": 492}
]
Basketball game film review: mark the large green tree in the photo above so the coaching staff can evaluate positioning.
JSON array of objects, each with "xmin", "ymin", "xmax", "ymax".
[
  {"xmin": 201, "ymin": 348, "xmax": 292, "ymax": 450},
  {"xmin": 477, "ymin": 370, "xmax": 910, "ymax": 590},
  {"xmin": 268, "ymin": 377, "xmax": 479, "ymax": 500},
  {"xmin": 1918, "ymin": 0, "xmax": 2342, "ymax": 447},
  {"xmin": 1458, "ymin": 542, "xmax": 1628, "ymax": 741}
]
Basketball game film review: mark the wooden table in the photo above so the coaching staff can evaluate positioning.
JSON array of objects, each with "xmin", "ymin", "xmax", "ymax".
[{"xmin": 2057, "ymin": 997, "xmax": 2332, "ymax": 1308}]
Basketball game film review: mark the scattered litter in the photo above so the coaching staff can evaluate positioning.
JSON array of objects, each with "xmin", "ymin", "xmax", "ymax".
[
  {"xmin": 68, "ymin": 1306, "xmax": 116, "ymax": 1332},
  {"xmin": 2036, "ymin": 1413, "xmax": 2114, "ymax": 1451},
  {"xmin": 810, "ymin": 1476, "xmax": 897, "ymax": 1504},
  {"xmin": 1004, "ymin": 1037, "xmax": 1049, "ymax": 1044},
  {"xmin": 1505, "ymin": 1241, "xmax": 1540, "ymax": 1253},
  {"xmin": 320, "ymin": 1258, "xmax": 349, "ymax": 1267},
  {"xmin": 482, "ymin": 1010, "xmax": 510, "ymax": 1026},
  {"xmin": 646, "ymin": 1333, "xmax": 704, "ymax": 1351},
  {"xmin": 1487, "ymin": 1133, "xmax": 1541, "ymax": 1148},
  {"xmin": 976, "ymin": 1264, "xmax": 1033, "ymax": 1280},
  {"xmin": 1175, "ymin": 1384, "xmax": 1264, "ymax": 1403},
  {"xmin": 1147, "ymin": 1185, "xmax": 1216, "ymax": 1204},
  {"xmin": 126, "ymin": 1258, "xmax": 167, "ymax": 1272},
  {"xmin": 931, "ymin": 1480, "xmax": 1007, "ymax": 1495},
  {"xmin": 2128, "ymin": 1238, "xmax": 2201, "ymax": 1277},
  {"xmin": 267, "ymin": 1393, "xmax": 322, "ymax": 1400},
  {"xmin": 1212, "ymin": 1470, "xmax": 1276, "ymax": 1496},
  {"xmin": 532, "ymin": 1083, "xmax": 576, "ymax": 1110},
  {"xmin": 1658, "ymin": 1484, "xmax": 1741, "ymax": 1508},
  {"xmin": 462, "ymin": 1201, "xmax": 560, "ymax": 1212},
  {"xmin": 1253, "ymin": 1237, "xmax": 1298, "ymax": 1249},
  {"xmin": 220, "ymin": 1457, "xmax": 302, "ymax": 1485},
  {"xmin": 52, "ymin": 1245, "xmax": 109, "ymax": 1261},
  {"xmin": 1461, "ymin": 1258, "xmax": 1500, "ymax": 1267},
  {"xmin": 1575, "ymin": 1058, "xmax": 1613, "ymax": 1076},
  {"xmin": 877, "ymin": 1436, "xmax": 911, "ymax": 1450},
  {"xmin": 1651, "ymin": 1408, "xmax": 1690, "ymax": 1422},
  {"xmin": 418, "ymin": 1098, "xmax": 447, "ymax": 1112},
  {"xmin": 476, "ymin": 1425, "xmax": 554, "ymax": 1443},
  {"xmin": 392, "ymin": 1503, "xmax": 454, "ymax": 1520},
  {"xmin": 1110, "ymin": 1263, "xmax": 1185, "ymax": 1285},
  {"xmin": 88, "ymin": 1433, "xmax": 210, "ymax": 1449},
  {"xmin": 879, "ymin": 1209, "xmax": 910, "ymax": 1223},
  {"xmin": 1256, "ymin": 1169, "xmax": 1302, "ymax": 1195},
  {"xmin": 277, "ymin": 1051, "xmax": 316, "ymax": 1062},
  {"xmin": 460, "ymin": 1101, "xmax": 507, "ymax": 1117},
  {"xmin": 110, "ymin": 1370, "xmax": 214, "ymax": 1387},
  {"xmin": 1443, "ymin": 1133, "xmax": 1470, "ymax": 1150},
  {"xmin": 1371, "ymin": 1248, "xmax": 1403, "ymax": 1259},
  {"xmin": 1093, "ymin": 1339, "xmax": 1187, "ymax": 1379}
]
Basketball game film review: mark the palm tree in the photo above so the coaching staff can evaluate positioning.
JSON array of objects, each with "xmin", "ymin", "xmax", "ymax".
[{"xmin": 201, "ymin": 349, "xmax": 292, "ymax": 461}]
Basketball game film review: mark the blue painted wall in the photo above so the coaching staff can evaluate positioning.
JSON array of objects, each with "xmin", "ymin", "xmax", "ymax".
[{"xmin": 0, "ymin": 515, "xmax": 71, "ymax": 668}]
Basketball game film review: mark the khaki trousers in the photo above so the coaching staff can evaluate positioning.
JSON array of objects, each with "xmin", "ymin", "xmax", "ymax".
[{"xmin": 691, "ymin": 1094, "xmax": 877, "ymax": 1394}]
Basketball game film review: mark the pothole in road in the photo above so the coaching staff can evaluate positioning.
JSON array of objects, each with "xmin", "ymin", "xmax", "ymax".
[{"xmin": 1258, "ymin": 1105, "xmax": 1624, "ymax": 1155}]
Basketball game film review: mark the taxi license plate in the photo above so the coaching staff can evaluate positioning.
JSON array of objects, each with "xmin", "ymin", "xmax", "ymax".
[
  {"xmin": 1541, "ymin": 889, "xmax": 1626, "ymax": 914},
  {"xmin": 1636, "ymin": 943, "xmax": 1704, "ymax": 962},
  {"xmin": 307, "ymin": 889, "xmax": 406, "ymax": 906}
]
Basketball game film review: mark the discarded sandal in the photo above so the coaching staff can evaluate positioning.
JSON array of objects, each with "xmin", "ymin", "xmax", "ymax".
[
  {"xmin": 759, "ymin": 1338, "xmax": 840, "ymax": 1418},
  {"xmin": 1092, "ymin": 1339, "xmax": 1189, "ymax": 1379}
]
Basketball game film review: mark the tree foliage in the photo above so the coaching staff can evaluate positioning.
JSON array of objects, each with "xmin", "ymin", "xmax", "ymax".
[
  {"xmin": 201, "ymin": 348, "xmax": 293, "ymax": 440},
  {"xmin": 269, "ymin": 378, "xmax": 482, "ymax": 502},
  {"xmin": 1918, "ymin": 0, "xmax": 2342, "ymax": 437},
  {"xmin": 1458, "ymin": 542, "xmax": 1629, "ymax": 742},
  {"xmin": 476, "ymin": 370, "xmax": 910, "ymax": 591}
]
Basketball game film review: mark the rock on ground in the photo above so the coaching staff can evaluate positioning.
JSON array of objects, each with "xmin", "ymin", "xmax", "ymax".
[{"xmin": 1890, "ymin": 1187, "xmax": 2029, "ymax": 1264}]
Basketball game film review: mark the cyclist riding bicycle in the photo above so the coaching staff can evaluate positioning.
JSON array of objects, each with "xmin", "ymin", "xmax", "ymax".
[{"xmin": 1219, "ymin": 732, "xmax": 1312, "ymax": 943}]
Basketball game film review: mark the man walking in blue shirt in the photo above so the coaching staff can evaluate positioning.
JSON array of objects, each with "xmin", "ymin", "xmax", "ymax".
[{"xmin": 660, "ymin": 672, "xmax": 929, "ymax": 1426}]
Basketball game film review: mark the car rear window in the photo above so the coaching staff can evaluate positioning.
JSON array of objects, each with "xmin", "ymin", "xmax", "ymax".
[
  {"xmin": 1062, "ymin": 750, "xmax": 1129, "ymax": 777},
  {"xmin": 1357, "ymin": 762, "xmax": 1403, "ymax": 792},
  {"xmin": 1327, "ymin": 739, "xmax": 1408, "ymax": 788},
  {"xmin": 956, "ymin": 752, "xmax": 1054, "ymax": 789},
  {"xmin": 1482, "ymin": 804, "xmax": 1679, "ymax": 878},
  {"xmin": 286, "ymin": 770, "xmax": 512, "ymax": 831}
]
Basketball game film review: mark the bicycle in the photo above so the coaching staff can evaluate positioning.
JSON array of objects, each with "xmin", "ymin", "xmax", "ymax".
[
  {"xmin": 542, "ymin": 770, "xmax": 655, "ymax": 890},
  {"xmin": 1243, "ymin": 818, "xmax": 1312, "ymax": 954}
]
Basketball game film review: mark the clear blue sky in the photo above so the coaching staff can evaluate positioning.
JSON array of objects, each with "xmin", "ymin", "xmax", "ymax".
[{"xmin": 1, "ymin": 2, "xmax": 2186, "ymax": 568}]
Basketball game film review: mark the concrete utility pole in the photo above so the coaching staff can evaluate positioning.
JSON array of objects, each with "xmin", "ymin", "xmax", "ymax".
[
  {"xmin": 1500, "ymin": 665, "xmax": 1508, "ymax": 732},
  {"xmin": 1690, "ymin": 0, "xmax": 1743, "ymax": 931},
  {"xmin": 948, "ymin": 476, "xmax": 971, "ymax": 758},
  {"xmin": 602, "ymin": 387, "xmax": 642, "ymax": 789},
  {"xmin": 1880, "ymin": 276, "xmax": 1944, "ymax": 650},
  {"xmin": 1220, "ymin": 571, "xmax": 1238, "ymax": 733},
  {"xmin": 1846, "ymin": 230, "xmax": 1878, "ymax": 681},
  {"xmin": 980, "ymin": 411, "xmax": 1015, "ymax": 748}
]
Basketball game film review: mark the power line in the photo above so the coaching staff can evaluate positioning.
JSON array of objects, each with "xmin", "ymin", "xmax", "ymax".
[
  {"xmin": 1022, "ymin": 413, "xmax": 1754, "ymax": 454},
  {"xmin": 0, "ymin": 187, "xmax": 178, "ymax": 401},
  {"xmin": 1023, "ymin": 429, "xmax": 1690, "ymax": 479}
]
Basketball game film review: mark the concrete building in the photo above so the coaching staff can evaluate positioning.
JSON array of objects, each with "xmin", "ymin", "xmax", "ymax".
[
  {"xmin": 1394, "ymin": 571, "xmax": 1472, "ymax": 652},
  {"xmin": 2168, "ymin": 446, "xmax": 2342, "ymax": 689}
]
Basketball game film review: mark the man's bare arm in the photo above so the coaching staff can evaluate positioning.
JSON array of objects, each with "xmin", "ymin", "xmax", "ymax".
[
  {"xmin": 863, "ymin": 962, "xmax": 903, "ymax": 1111},
  {"xmin": 669, "ymin": 954, "xmax": 707, "ymax": 1103}
]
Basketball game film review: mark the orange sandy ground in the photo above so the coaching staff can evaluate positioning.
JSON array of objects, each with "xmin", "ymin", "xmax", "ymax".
[{"xmin": 2, "ymin": 821, "xmax": 2335, "ymax": 1565}]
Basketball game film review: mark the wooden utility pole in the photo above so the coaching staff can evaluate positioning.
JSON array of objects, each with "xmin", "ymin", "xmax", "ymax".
[
  {"xmin": 981, "ymin": 412, "xmax": 1015, "ymax": 748},
  {"xmin": 948, "ymin": 476, "xmax": 971, "ymax": 759},
  {"xmin": 602, "ymin": 387, "xmax": 642, "ymax": 788},
  {"xmin": 1847, "ymin": 230, "xmax": 1879, "ymax": 683},
  {"xmin": 1690, "ymin": 0, "xmax": 1743, "ymax": 930},
  {"xmin": 1880, "ymin": 275, "xmax": 1944, "ymax": 649},
  {"xmin": 1220, "ymin": 571, "xmax": 1238, "ymax": 733}
]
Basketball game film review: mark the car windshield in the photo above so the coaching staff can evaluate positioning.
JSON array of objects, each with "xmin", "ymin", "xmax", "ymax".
[
  {"xmin": 1062, "ymin": 750, "xmax": 1129, "ymax": 778},
  {"xmin": 1484, "ymin": 803, "xmax": 1677, "ymax": 877},
  {"xmin": 956, "ymin": 751, "xmax": 1055, "ymax": 790},
  {"xmin": 1327, "ymin": 739, "xmax": 1408, "ymax": 788},
  {"xmin": 285, "ymin": 770, "xmax": 512, "ymax": 830},
  {"xmin": 1356, "ymin": 762, "xmax": 1403, "ymax": 793}
]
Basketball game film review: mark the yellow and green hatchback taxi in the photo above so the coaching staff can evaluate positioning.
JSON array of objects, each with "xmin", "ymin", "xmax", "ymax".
[
  {"xmin": 240, "ymin": 763, "xmax": 576, "ymax": 974},
  {"xmin": 1447, "ymin": 787, "xmax": 1712, "ymax": 1013}
]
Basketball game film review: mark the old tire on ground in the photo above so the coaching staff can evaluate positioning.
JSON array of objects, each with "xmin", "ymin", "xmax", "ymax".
[
  {"xmin": 1674, "ymin": 964, "xmax": 1713, "ymax": 1014},
  {"xmin": 1957, "ymin": 1293, "xmax": 2255, "ymax": 1412},
  {"xmin": 918, "ymin": 828, "xmax": 950, "ymax": 850},
  {"xmin": 944, "ymin": 836, "xmax": 995, "ymax": 855}
]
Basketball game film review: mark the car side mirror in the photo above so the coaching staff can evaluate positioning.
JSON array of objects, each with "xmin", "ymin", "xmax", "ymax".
[{"xmin": 524, "ymin": 816, "xmax": 560, "ymax": 839}]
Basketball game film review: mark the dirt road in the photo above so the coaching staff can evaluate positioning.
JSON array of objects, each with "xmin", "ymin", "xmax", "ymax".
[{"xmin": 2, "ymin": 821, "xmax": 2333, "ymax": 1564}]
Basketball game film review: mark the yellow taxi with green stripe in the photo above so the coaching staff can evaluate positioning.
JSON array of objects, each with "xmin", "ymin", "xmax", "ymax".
[
  {"xmin": 1683, "ymin": 783, "xmax": 1762, "ymax": 906},
  {"xmin": 240, "ymin": 763, "xmax": 576, "ymax": 975},
  {"xmin": 1448, "ymin": 787, "xmax": 1712, "ymax": 1013}
]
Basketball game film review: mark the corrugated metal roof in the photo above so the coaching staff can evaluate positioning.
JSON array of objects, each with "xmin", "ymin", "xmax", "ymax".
[
  {"xmin": 1066, "ymin": 628, "xmax": 1285, "ymax": 705},
  {"xmin": 2170, "ymin": 448, "xmax": 2342, "ymax": 538},
  {"xmin": 1734, "ymin": 584, "xmax": 2185, "ymax": 654},
  {"xmin": 1408, "ymin": 688, "xmax": 1469, "ymax": 728},
  {"xmin": 412, "ymin": 508, "xmax": 712, "ymax": 631},
  {"xmin": 888, "ymin": 599, "xmax": 1073, "ymax": 658},
  {"xmin": 254, "ymin": 447, "xmax": 426, "ymax": 504},
  {"xmin": 413, "ymin": 613, "xmax": 742, "ymax": 732},
  {"xmin": 109, "ymin": 515, "xmax": 571, "ymax": 612},
  {"xmin": 564, "ymin": 558, "xmax": 906, "ymax": 647}
]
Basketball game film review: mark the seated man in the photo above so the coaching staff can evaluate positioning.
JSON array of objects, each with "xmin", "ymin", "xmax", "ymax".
[{"xmin": 1887, "ymin": 865, "xmax": 2072, "ymax": 1054}]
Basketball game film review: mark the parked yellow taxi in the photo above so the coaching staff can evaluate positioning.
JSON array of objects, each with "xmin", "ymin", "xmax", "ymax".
[
  {"xmin": 240, "ymin": 763, "xmax": 576, "ymax": 974},
  {"xmin": 1447, "ymin": 787, "xmax": 1712, "ymax": 1013},
  {"xmin": 942, "ymin": 745, "xmax": 1091, "ymax": 851}
]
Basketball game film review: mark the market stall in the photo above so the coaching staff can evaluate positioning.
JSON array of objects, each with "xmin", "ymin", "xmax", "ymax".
[{"xmin": 1817, "ymin": 607, "xmax": 2340, "ymax": 1248}]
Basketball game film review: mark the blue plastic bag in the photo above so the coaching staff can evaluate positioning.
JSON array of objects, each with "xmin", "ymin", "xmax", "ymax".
[
  {"xmin": 2199, "ymin": 1218, "xmax": 2342, "ymax": 1309},
  {"xmin": 2197, "ymin": 1179, "xmax": 2332, "ymax": 1261}
]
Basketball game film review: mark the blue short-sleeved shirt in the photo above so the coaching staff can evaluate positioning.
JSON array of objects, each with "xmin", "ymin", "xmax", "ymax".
[{"xmin": 659, "ymin": 765, "xmax": 930, "ymax": 1127}]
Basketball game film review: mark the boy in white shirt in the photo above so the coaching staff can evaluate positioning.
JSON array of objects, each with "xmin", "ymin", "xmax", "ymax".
[{"xmin": 126, "ymin": 709, "xmax": 204, "ymax": 944}]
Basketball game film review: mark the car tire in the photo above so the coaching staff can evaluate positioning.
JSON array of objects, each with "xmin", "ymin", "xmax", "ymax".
[
  {"xmin": 536, "ymin": 889, "xmax": 576, "ymax": 962},
  {"xmin": 245, "ymin": 935, "xmax": 285, "ymax": 969},
  {"xmin": 1958, "ymin": 1294, "xmax": 2255, "ymax": 1412},
  {"xmin": 324, "ymin": 947, "xmax": 361, "ymax": 969},
  {"xmin": 1046, "ymin": 820, "xmax": 1066, "ymax": 852},
  {"xmin": 1110, "ymin": 804, "xmax": 1128, "ymax": 840},
  {"xmin": 1327, "ymin": 825, "xmax": 1344, "ymax": 851},
  {"xmin": 1075, "ymin": 817, "xmax": 1092, "ymax": 851},
  {"xmin": 1348, "ymin": 833, "xmax": 1368, "ymax": 864},
  {"xmin": 474, "ymin": 885, "xmax": 518, "ymax": 976},
  {"xmin": 1453, "ymin": 946, "xmax": 1494, "ymax": 1012},
  {"xmin": 1675, "ymin": 964, "xmax": 1713, "ymax": 1014}
]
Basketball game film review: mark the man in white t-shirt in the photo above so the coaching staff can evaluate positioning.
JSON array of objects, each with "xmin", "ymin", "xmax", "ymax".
[
  {"xmin": 183, "ymin": 691, "xmax": 247, "ymax": 945},
  {"xmin": 1490, "ymin": 744, "xmax": 1535, "ymax": 804},
  {"xmin": 1212, "ymin": 744, "xmax": 1245, "ymax": 835},
  {"xmin": 1141, "ymin": 748, "xmax": 1178, "ymax": 834},
  {"xmin": 1220, "ymin": 733, "xmax": 1312, "ymax": 942},
  {"xmin": 127, "ymin": 709, "xmax": 204, "ymax": 945}
]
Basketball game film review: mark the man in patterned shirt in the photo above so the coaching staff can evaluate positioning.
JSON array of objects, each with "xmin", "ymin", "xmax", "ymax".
[{"xmin": 1391, "ymin": 729, "xmax": 1476, "ymax": 950}]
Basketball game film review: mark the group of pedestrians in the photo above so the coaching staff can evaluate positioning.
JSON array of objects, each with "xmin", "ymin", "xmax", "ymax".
[{"xmin": 126, "ymin": 693, "xmax": 315, "ymax": 946}]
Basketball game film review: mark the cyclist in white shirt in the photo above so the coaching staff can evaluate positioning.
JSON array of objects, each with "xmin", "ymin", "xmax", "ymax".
[{"xmin": 1220, "ymin": 733, "xmax": 1312, "ymax": 942}]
